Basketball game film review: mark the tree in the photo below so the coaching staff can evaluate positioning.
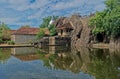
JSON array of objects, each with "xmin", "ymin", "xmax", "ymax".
[
  {"xmin": 36, "ymin": 28, "xmax": 45, "ymax": 39},
  {"xmin": 90, "ymin": 0, "xmax": 120, "ymax": 38},
  {"xmin": 40, "ymin": 16, "xmax": 58, "ymax": 28},
  {"xmin": 0, "ymin": 22, "xmax": 10, "ymax": 41},
  {"xmin": 37, "ymin": 16, "xmax": 58, "ymax": 38},
  {"xmin": 48, "ymin": 24, "xmax": 57, "ymax": 36}
]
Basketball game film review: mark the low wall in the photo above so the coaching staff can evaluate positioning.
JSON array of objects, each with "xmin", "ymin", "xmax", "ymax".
[
  {"xmin": 109, "ymin": 38, "xmax": 120, "ymax": 51},
  {"xmin": 35, "ymin": 36, "xmax": 71, "ymax": 47}
]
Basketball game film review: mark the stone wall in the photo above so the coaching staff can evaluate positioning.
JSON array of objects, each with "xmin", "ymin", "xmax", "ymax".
[
  {"xmin": 109, "ymin": 38, "xmax": 120, "ymax": 51},
  {"xmin": 36, "ymin": 36, "xmax": 71, "ymax": 47},
  {"xmin": 11, "ymin": 34, "xmax": 36, "ymax": 44}
]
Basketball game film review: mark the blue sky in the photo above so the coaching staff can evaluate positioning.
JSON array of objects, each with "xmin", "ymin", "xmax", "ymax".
[{"xmin": 0, "ymin": 0, "xmax": 106, "ymax": 29}]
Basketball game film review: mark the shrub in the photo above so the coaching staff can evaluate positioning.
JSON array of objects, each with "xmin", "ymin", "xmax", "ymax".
[
  {"xmin": 0, "ymin": 39, "xmax": 3, "ymax": 44},
  {"xmin": 7, "ymin": 41, "xmax": 15, "ymax": 45}
]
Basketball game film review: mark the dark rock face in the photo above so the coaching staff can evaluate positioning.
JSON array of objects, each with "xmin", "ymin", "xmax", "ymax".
[
  {"xmin": 69, "ymin": 15, "xmax": 93, "ymax": 48},
  {"xmin": 53, "ymin": 14, "xmax": 120, "ymax": 49},
  {"xmin": 53, "ymin": 14, "xmax": 93, "ymax": 48}
]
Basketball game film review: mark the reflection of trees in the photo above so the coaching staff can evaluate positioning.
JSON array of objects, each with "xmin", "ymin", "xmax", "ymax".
[
  {"xmin": 36, "ymin": 46, "xmax": 120, "ymax": 79},
  {"xmin": 88, "ymin": 49, "xmax": 120, "ymax": 79},
  {"xmin": 36, "ymin": 49, "xmax": 57, "ymax": 69},
  {"xmin": 0, "ymin": 48, "xmax": 11, "ymax": 64},
  {"xmin": 36, "ymin": 47, "xmax": 83, "ymax": 73}
]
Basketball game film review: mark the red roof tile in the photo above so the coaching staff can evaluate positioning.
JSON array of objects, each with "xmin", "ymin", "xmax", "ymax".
[
  {"xmin": 13, "ymin": 27, "xmax": 39, "ymax": 35},
  {"xmin": 9, "ymin": 30, "xmax": 16, "ymax": 35}
]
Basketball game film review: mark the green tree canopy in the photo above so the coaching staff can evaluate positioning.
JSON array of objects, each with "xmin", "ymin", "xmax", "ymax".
[
  {"xmin": 37, "ymin": 16, "xmax": 58, "ymax": 39},
  {"xmin": 0, "ymin": 22, "xmax": 10, "ymax": 41},
  {"xmin": 90, "ymin": 0, "xmax": 120, "ymax": 38},
  {"xmin": 40, "ymin": 16, "xmax": 58, "ymax": 28},
  {"xmin": 36, "ymin": 28, "xmax": 45, "ymax": 39}
]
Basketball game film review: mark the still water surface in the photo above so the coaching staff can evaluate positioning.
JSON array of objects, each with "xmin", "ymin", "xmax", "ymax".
[{"xmin": 0, "ymin": 47, "xmax": 120, "ymax": 79}]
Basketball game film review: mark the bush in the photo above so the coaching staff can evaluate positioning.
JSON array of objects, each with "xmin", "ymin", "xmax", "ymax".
[
  {"xmin": 7, "ymin": 41, "xmax": 15, "ymax": 45},
  {"xmin": 0, "ymin": 39, "xmax": 3, "ymax": 44}
]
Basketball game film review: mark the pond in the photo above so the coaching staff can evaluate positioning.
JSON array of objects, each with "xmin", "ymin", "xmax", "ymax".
[{"xmin": 0, "ymin": 46, "xmax": 119, "ymax": 79}]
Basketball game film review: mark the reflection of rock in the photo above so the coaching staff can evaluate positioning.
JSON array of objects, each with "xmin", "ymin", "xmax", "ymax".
[
  {"xmin": 38, "ymin": 45, "xmax": 120, "ymax": 79},
  {"xmin": 54, "ymin": 52, "xmax": 82, "ymax": 73},
  {"xmin": 75, "ymin": 47, "xmax": 91, "ymax": 72},
  {"xmin": 109, "ymin": 48, "xmax": 120, "ymax": 66}
]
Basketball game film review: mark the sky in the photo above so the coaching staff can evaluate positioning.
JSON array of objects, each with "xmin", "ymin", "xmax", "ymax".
[{"xmin": 0, "ymin": 0, "xmax": 106, "ymax": 29}]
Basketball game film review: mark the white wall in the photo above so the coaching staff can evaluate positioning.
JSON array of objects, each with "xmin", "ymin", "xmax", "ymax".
[{"xmin": 11, "ymin": 34, "xmax": 36, "ymax": 44}]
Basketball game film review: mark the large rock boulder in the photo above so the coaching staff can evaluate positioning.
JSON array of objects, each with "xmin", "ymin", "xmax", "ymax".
[{"xmin": 69, "ymin": 15, "xmax": 93, "ymax": 48}]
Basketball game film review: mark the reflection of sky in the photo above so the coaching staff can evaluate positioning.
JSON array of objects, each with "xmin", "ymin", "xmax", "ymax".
[
  {"xmin": 0, "ymin": 0, "xmax": 106, "ymax": 29},
  {"xmin": 0, "ymin": 56, "xmax": 93, "ymax": 79}
]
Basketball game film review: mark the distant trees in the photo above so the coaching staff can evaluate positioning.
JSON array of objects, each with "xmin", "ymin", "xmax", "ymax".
[
  {"xmin": 0, "ymin": 22, "xmax": 10, "ymax": 43},
  {"xmin": 90, "ymin": 0, "xmax": 120, "ymax": 38},
  {"xmin": 20, "ymin": 25, "xmax": 30, "ymax": 28}
]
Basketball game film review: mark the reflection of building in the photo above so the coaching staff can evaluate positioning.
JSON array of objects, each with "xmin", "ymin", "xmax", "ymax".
[
  {"xmin": 14, "ymin": 54, "xmax": 39, "ymax": 61},
  {"xmin": 11, "ymin": 27, "xmax": 39, "ymax": 44},
  {"xmin": 11, "ymin": 47, "xmax": 39, "ymax": 61},
  {"xmin": 11, "ymin": 47, "xmax": 36, "ymax": 55}
]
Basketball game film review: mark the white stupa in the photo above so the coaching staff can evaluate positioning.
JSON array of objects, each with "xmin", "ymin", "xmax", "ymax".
[
  {"xmin": 49, "ymin": 19, "xmax": 54, "ymax": 25},
  {"xmin": 48, "ymin": 16, "xmax": 54, "ymax": 27}
]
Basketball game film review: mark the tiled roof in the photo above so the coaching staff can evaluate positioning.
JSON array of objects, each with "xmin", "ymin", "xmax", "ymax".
[
  {"xmin": 9, "ymin": 30, "xmax": 16, "ymax": 35},
  {"xmin": 57, "ymin": 23, "xmax": 73, "ymax": 30},
  {"xmin": 53, "ymin": 17, "xmax": 73, "ymax": 30},
  {"xmin": 13, "ymin": 27, "xmax": 39, "ymax": 35}
]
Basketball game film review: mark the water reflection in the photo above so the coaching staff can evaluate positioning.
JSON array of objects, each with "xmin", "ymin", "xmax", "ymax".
[
  {"xmin": 0, "ymin": 48, "xmax": 11, "ymax": 64},
  {"xmin": 11, "ymin": 47, "xmax": 40, "ymax": 61},
  {"xmin": 0, "ymin": 47, "xmax": 119, "ymax": 79},
  {"xmin": 37, "ymin": 46, "xmax": 120, "ymax": 79}
]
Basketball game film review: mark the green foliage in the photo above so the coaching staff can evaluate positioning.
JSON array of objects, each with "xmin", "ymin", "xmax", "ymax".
[
  {"xmin": 7, "ymin": 41, "xmax": 15, "ymax": 45},
  {"xmin": 0, "ymin": 22, "xmax": 11, "ymax": 40},
  {"xmin": 48, "ymin": 24, "xmax": 57, "ymax": 36},
  {"xmin": 90, "ymin": 0, "xmax": 120, "ymax": 38},
  {"xmin": 40, "ymin": 16, "xmax": 58, "ymax": 28},
  {"xmin": 0, "ymin": 39, "xmax": 3, "ymax": 44},
  {"xmin": 36, "ymin": 49, "xmax": 57, "ymax": 69},
  {"xmin": 37, "ymin": 16, "xmax": 58, "ymax": 38},
  {"xmin": 0, "ymin": 48, "xmax": 11, "ymax": 64},
  {"xmin": 36, "ymin": 28, "xmax": 45, "ymax": 39}
]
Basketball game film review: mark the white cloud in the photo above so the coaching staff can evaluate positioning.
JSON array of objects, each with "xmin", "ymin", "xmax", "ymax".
[
  {"xmin": 0, "ymin": 17, "xmax": 20, "ymax": 24},
  {"xmin": 0, "ymin": 0, "xmax": 106, "ymax": 29},
  {"xmin": 94, "ymin": 4, "xmax": 106, "ymax": 11},
  {"xmin": 3, "ymin": 0, "xmax": 50, "ymax": 11},
  {"xmin": 53, "ymin": 0, "xmax": 84, "ymax": 10}
]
